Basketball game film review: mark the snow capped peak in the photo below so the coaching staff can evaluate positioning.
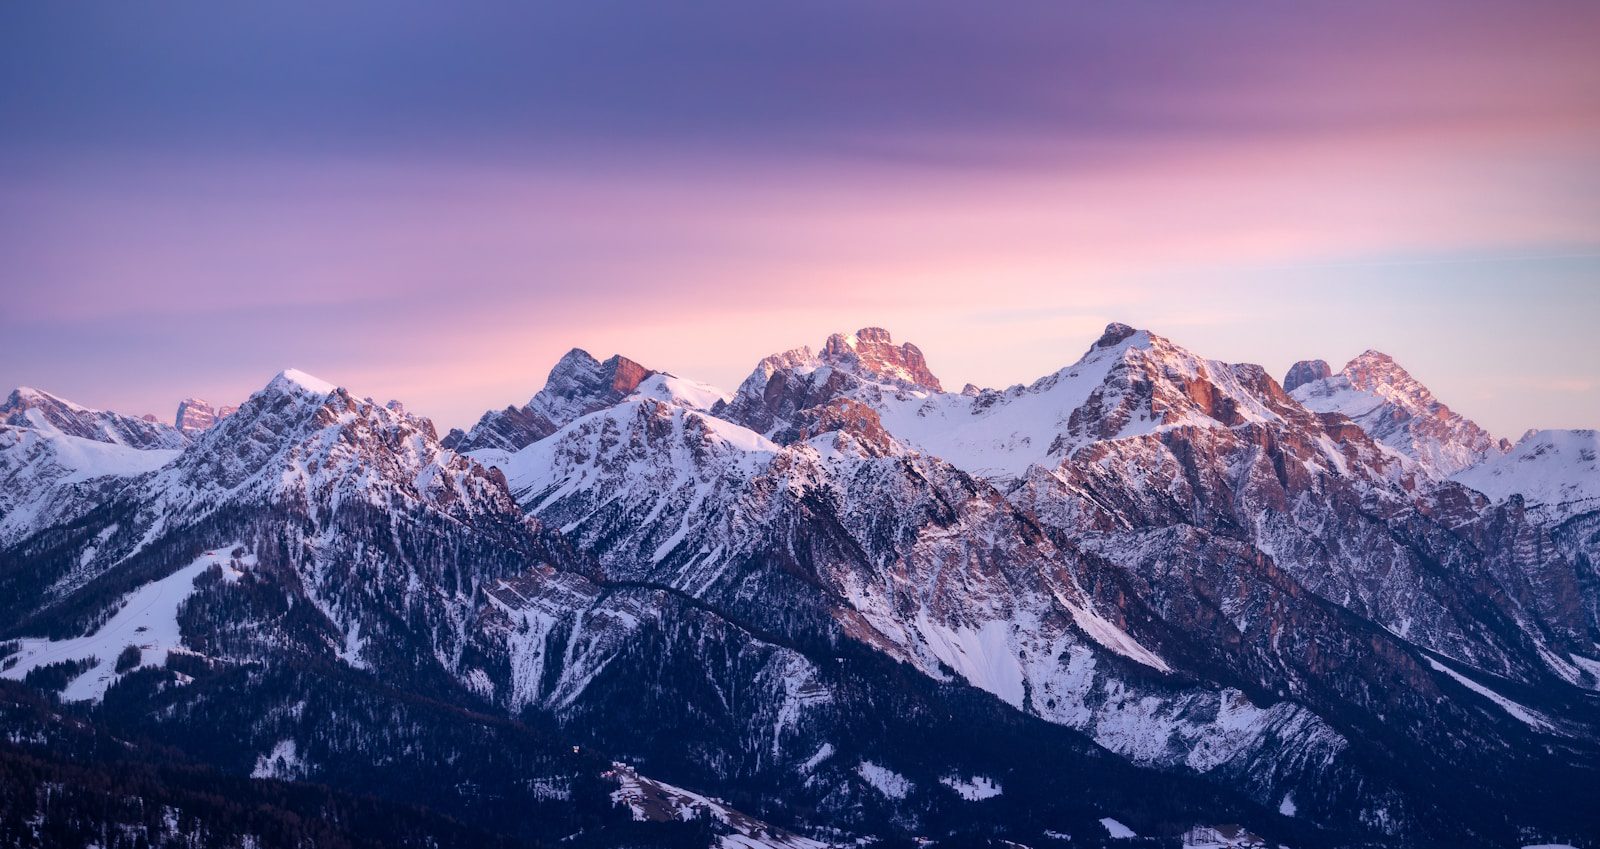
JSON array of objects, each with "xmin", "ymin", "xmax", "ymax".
[
  {"xmin": 444, "ymin": 349, "xmax": 658, "ymax": 454},
  {"xmin": 6, "ymin": 385, "xmax": 83, "ymax": 410},
  {"xmin": 267, "ymin": 369, "xmax": 339, "ymax": 397},
  {"xmin": 552, "ymin": 346, "xmax": 599, "ymax": 371},
  {"xmin": 540, "ymin": 349, "xmax": 652, "ymax": 402},
  {"xmin": 1340, "ymin": 349, "xmax": 1413, "ymax": 394},
  {"xmin": 632, "ymin": 373, "xmax": 730, "ymax": 411},
  {"xmin": 2, "ymin": 385, "xmax": 187, "ymax": 450}
]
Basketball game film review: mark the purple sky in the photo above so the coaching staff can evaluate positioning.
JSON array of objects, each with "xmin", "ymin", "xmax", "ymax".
[{"xmin": 2, "ymin": 2, "xmax": 1597, "ymax": 437}]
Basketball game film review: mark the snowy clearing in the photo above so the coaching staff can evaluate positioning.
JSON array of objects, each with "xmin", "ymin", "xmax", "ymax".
[
  {"xmin": 0, "ymin": 547, "xmax": 251, "ymax": 701},
  {"xmin": 1100, "ymin": 817, "xmax": 1137, "ymax": 838}
]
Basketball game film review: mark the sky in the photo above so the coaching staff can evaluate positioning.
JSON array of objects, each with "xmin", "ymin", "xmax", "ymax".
[{"xmin": 1, "ymin": 2, "xmax": 1597, "ymax": 438}]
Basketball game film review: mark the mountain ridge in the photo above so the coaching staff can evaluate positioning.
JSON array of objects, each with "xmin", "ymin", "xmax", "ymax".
[{"xmin": 2, "ymin": 321, "xmax": 1597, "ymax": 849}]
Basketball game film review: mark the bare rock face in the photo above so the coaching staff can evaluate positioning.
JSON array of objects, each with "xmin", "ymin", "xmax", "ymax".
[
  {"xmin": 819, "ymin": 327, "xmax": 942, "ymax": 391},
  {"xmin": 174, "ymin": 398, "xmax": 237, "ymax": 435},
  {"xmin": 445, "ymin": 349, "xmax": 656, "ymax": 453},
  {"xmin": 1290, "ymin": 350, "xmax": 1504, "ymax": 478},
  {"xmin": 794, "ymin": 397, "xmax": 898, "ymax": 456},
  {"xmin": 1284, "ymin": 359, "xmax": 1333, "ymax": 392}
]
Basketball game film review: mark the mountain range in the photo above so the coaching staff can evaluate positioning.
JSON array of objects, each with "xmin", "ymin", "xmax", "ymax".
[{"xmin": 1, "ymin": 323, "xmax": 1596, "ymax": 849}]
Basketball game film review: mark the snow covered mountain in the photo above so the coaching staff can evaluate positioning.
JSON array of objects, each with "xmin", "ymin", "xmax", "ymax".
[
  {"xmin": 2, "ymin": 327, "xmax": 1597, "ymax": 849},
  {"xmin": 1287, "ymin": 350, "xmax": 1507, "ymax": 478},
  {"xmin": 1451, "ymin": 428, "xmax": 1600, "ymax": 522},
  {"xmin": 0, "ymin": 387, "xmax": 182, "ymax": 547},
  {"xmin": 2, "ymin": 386, "xmax": 186, "ymax": 450}
]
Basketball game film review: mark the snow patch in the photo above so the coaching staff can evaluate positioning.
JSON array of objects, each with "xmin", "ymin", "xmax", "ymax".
[
  {"xmin": 609, "ymin": 762, "xmax": 828, "ymax": 848},
  {"xmin": 1100, "ymin": 817, "xmax": 1137, "ymax": 838},
  {"xmin": 856, "ymin": 761, "xmax": 912, "ymax": 799},
  {"xmin": 0, "ymin": 547, "xmax": 252, "ymax": 701},
  {"xmin": 1427, "ymin": 658, "xmax": 1551, "ymax": 730},
  {"xmin": 800, "ymin": 743, "xmax": 834, "ymax": 774},
  {"xmin": 251, "ymin": 739, "xmax": 308, "ymax": 780},
  {"xmin": 940, "ymin": 774, "xmax": 1002, "ymax": 801}
]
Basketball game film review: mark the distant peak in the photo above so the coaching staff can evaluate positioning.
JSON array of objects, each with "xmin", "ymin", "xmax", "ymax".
[
  {"xmin": 1338, "ymin": 350, "xmax": 1424, "ymax": 398},
  {"xmin": 268, "ymin": 369, "xmax": 339, "ymax": 396},
  {"xmin": 820, "ymin": 327, "xmax": 942, "ymax": 391},
  {"xmin": 175, "ymin": 397, "xmax": 239, "ymax": 433},
  {"xmin": 543, "ymin": 349, "xmax": 652, "ymax": 396},
  {"xmin": 1349, "ymin": 349, "xmax": 1396, "ymax": 366},
  {"xmin": 4, "ymin": 385, "xmax": 79, "ymax": 409},
  {"xmin": 1283, "ymin": 360, "xmax": 1333, "ymax": 393},
  {"xmin": 555, "ymin": 348, "xmax": 600, "ymax": 368}
]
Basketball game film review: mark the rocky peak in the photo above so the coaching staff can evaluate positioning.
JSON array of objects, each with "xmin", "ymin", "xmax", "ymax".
[
  {"xmin": 175, "ymin": 397, "xmax": 238, "ymax": 434},
  {"xmin": 445, "ymin": 349, "xmax": 658, "ymax": 454},
  {"xmin": 2, "ymin": 386, "xmax": 187, "ymax": 450},
  {"xmin": 1093, "ymin": 321, "xmax": 1141, "ymax": 350},
  {"xmin": 819, "ymin": 327, "xmax": 942, "ymax": 391},
  {"xmin": 1290, "ymin": 350, "xmax": 1503, "ymax": 478},
  {"xmin": 1340, "ymin": 350, "xmax": 1417, "ymax": 397},
  {"xmin": 1283, "ymin": 359, "xmax": 1333, "ymax": 393},
  {"xmin": 153, "ymin": 369, "xmax": 509, "ymax": 522},
  {"xmin": 540, "ymin": 349, "xmax": 653, "ymax": 406}
]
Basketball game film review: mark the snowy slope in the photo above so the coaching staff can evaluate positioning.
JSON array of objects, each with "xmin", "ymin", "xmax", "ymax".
[
  {"xmin": 0, "ymin": 422, "xmax": 179, "ymax": 545},
  {"xmin": 1451, "ymin": 429, "xmax": 1599, "ymax": 521}
]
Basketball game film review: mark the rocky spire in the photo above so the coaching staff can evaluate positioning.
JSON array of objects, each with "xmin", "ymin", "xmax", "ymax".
[{"xmin": 175, "ymin": 398, "xmax": 238, "ymax": 435}]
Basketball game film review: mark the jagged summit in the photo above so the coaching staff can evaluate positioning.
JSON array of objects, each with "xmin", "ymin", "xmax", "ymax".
[
  {"xmin": 2, "ymin": 385, "xmax": 187, "ymax": 450},
  {"xmin": 819, "ymin": 326, "xmax": 942, "ymax": 391},
  {"xmin": 718, "ymin": 327, "xmax": 943, "ymax": 439},
  {"xmin": 1291, "ymin": 349, "xmax": 1503, "ymax": 478},
  {"xmin": 3, "ymin": 319, "xmax": 1598, "ymax": 849},
  {"xmin": 443, "ymin": 348, "xmax": 657, "ymax": 454},
  {"xmin": 539, "ymin": 349, "xmax": 653, "ymax": 408}
]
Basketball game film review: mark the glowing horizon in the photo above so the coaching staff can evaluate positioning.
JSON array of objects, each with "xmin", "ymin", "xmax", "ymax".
[{"xmin": 2, "ymin": 2, "xmax": 1597, "ymax": 438}]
